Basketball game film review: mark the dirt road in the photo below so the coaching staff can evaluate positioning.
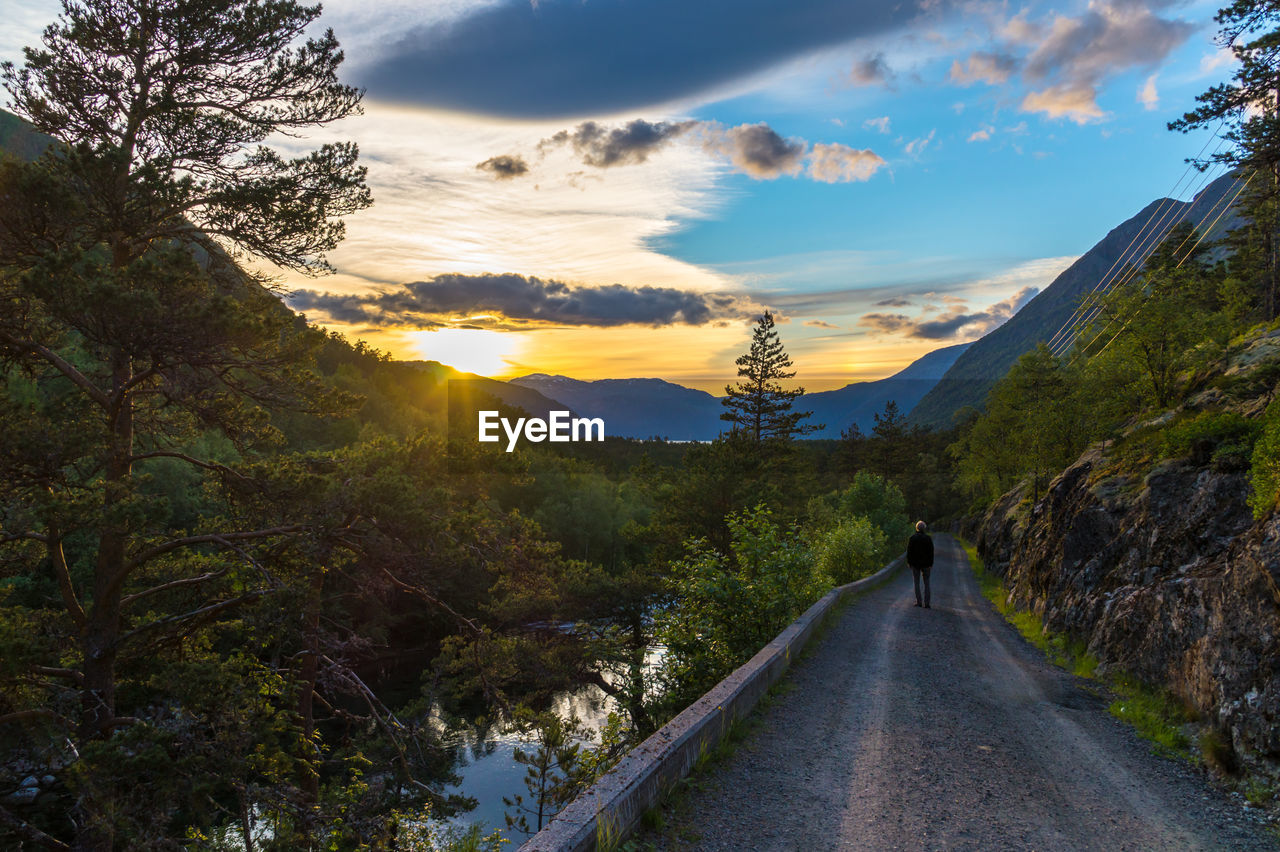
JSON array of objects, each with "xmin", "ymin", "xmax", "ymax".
[{"xmin": 649, "ymin": 534, "xmax": 1276, "ymax": 851}]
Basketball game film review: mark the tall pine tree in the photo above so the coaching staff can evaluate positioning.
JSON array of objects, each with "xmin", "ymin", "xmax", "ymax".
[
  {"xmin": 721, "ymin": 311, "xmax": 821, "ymax": 442},
  {"xmin": 0, "ymin": 1, "xmax": 369, "ymax": 846},
  {"xmin": 1169, "ymin": 0, "xmax": 1280, "ymax": 318}
]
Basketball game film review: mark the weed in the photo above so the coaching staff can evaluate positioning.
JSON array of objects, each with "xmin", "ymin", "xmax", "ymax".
[
  {"xmin": 1243, "ymin": 777, "xmax": 1278, "ymax": 808},
  {"xmin": 596, "ymin": 810, "xmax": 621, "ymax": 852},
  {"xmin": 1199, "ymin": 728, "xmax": 1238, "ymax": 775},
  {"xmin": 1107, "ymin": 677, "xmax": 1193, "ymax": 759}
]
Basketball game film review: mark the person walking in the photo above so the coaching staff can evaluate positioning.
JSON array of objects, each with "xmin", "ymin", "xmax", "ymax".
[{"xmin": 907, "ymin": 521, "xmax": 933, "ymax": 609}]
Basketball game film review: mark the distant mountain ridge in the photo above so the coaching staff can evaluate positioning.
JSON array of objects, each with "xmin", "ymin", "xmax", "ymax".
[
  {"xmin": 509, "ymin": 375, "xmax": 723, "ymax": 440},
  {"xmin": 511, "ymin": 342, "xmax": 971, "ymax": 440},
  {"xmin": 801, "ymin": 342, "xmax": 970, "ymax": 438},
  {"xmin": 908, "ymin": 173, "xmax": 1245, "ymax": 428}
]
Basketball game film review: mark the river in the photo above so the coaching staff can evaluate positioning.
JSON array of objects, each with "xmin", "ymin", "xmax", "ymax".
[{"xmin": 441, "ymin": 646, "xmax": 664, "ymax": 845}]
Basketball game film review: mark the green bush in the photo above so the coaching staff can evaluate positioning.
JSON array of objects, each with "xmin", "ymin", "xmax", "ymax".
[
  {"xmin": 815, "ymin": 516, "xmax": 887, "ymax": 585},
  {"xmin": 654, "ymin": 507, "xmax": 828, "ymax": 709},
  {"xmin": 1159, "ymin": 410, "xmax": 1259, "ymax": 462},
  {"xmin": 837, "ymin": 472, "xmax": 913, "ymax": 548},
  {"xmin": 1249, "ymin": 398, "xmax": 1280, "ymax": 518}
]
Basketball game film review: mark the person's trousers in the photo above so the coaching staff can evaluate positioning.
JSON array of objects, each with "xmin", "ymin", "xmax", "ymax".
[{"xmin": 911, "ymin": 565, "xmax": 932, "ymax": 606}]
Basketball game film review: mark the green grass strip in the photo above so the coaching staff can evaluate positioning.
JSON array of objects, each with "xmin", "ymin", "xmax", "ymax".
[{"xmin": 958, "ymin": 538, "xmax": 1192, "ymax": 759}]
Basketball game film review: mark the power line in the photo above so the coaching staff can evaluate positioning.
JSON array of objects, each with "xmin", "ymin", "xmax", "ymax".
[
  {"xmin": 1043, "ymin": 126, "xmax": 1228, "ymax": 355},
  {"xmin": 1048, "ymin": 156, "xmax": 1229, "ymax": 357},
  {"xmin": 1051, "ymin": 158, "xmax": 1234, "ymax": 357},
  {"xmin": 1070, "ymin": 171, "xmax": 1253, "ymax": 366},
  {"xmin": 1064, "ymin": 170, "xmax": 1246, "ymax": 361}
]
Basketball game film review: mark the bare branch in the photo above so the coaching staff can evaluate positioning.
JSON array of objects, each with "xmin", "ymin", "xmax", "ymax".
[
  {"xmin": 120, "ymin": 567, "xmax": 229, "ymax": 608},
  {"xmin": 126, "ymin": 525, "xmax": 304, "ymax": 571},
  {"xmin": 0, "ymin": 333, "xmax": 111, "ymax": 410},
  {"xmin": 374, "ymin": 564, "xmax": 481, "ymax": 636},
  {"xmin": 48, "ymin": 531, "xmax": 87, "ymax": 631}
]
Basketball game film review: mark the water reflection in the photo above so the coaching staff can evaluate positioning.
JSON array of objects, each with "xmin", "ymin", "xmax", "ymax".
[{"xmin": 441, "ymin": 645, "xmax": 664, "ymax": 843}]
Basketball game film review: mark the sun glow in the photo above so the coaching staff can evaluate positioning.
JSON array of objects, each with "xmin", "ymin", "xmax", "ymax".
[{"xmin": 408, "ymin": 327, "xmax": 522, "ymax": 377}]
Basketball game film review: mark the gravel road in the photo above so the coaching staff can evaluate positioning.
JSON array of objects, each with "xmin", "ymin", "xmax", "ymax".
[{"xmin": 647, "ymin": 534, "xmax": 1277, "ymax": 851}]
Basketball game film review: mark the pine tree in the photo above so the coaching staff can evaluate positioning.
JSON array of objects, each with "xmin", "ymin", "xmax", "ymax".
[
  {"xmin": 0, "ymin": 1, "xmax": 369, "ymax": 847},
  {"xmin": 720, "ymin": 311, "xmax": 821, "ymax": 442},
  {"xmin": 1169, "ymin": 0, "xmax": 1280, "ymax": 318}
]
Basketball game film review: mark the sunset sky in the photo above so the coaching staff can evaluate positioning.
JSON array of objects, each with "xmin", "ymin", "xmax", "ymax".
[{"xmin": 0, "ymin": 0, "xmax": 1235, "ymax": 391}]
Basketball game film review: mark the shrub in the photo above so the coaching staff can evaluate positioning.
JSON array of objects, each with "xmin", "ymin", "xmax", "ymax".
[
  {"xmin": 1249, "ymin": 398, "xmax": 1280, "ymax": 518},
  {"xmin": 654, "ymin": 507, "xmax": 827, "ymax": 709},
  {"xmin": 815, "ymin": 516, "xmax": 888, "ymax": 585},
  {"xmin": 837, "ymin": 472, "xmax": 913, "ymax": 548},
  {"xmin": 1159, "ymin": 410, "xmax": 1259, "ymax": 462}
]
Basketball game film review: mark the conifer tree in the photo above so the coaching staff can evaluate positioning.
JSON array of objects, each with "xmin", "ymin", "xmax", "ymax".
[
  {"xmin": 0, "ymin": 1, "xmax": 370, "ymax": 846},
  {"xmin": 720, "ymin": 311, "xmax": 820, "ymax": 442},
  {"xmin": 1170, "ymin": 0, "xmax": 1280, "ymax": 317}
]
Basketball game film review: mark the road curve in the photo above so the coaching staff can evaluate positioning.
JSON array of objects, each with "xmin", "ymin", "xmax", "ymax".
[{"xmin": 648, "ymin": 534, "xmax": 1276, "ymax": 851}]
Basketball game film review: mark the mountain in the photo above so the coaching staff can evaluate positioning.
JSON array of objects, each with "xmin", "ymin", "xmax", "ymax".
[
  {"xmin": 802, "ymin": 342, "xmax": 971, "ymax": 438},
  {"xmin": 409, "ymin": 361, "xmax": 570, "ymax": 425},
  {"xmin": 0, "ymin": 108, "xmax": 51, "ymax": 161},
  {"xmin": 512, "ymin": 343, "xmax": 970, "ymax": 440},
  {"xmin": 509, "ymin": 375, "xmax": 723, "ymax": 440},
  {"xmin": 908, "ymin": 173, "xmax": 1246, "ymax": 429}
]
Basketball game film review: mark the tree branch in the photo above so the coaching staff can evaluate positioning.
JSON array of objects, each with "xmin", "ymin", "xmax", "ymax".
[
  {"xmin": 118, "ymin": 590, "xmax": 271, "ymax": 646},
  {"xmin": 126, "ymin": 526, "xmax": 305, "ymax": 571},
  {"xmin": 48, "ymin": 532, "xmax": 87, "ymax": 631},
  {"xmin": 0, "ymin": 708, "xmax": 72, "ymax": 728},
  {"xmin": 0, "ymin": 529, "xmax": 48, "ymax": 545},
  {"xmin": 120, "ymin": 567, "xmax": 229, "ymax": 608},
  {"xmin": 0, "ymin": 333, "xmax": 111, "ymax": 411},
  {"xmin": 128, "ymin": 451, "xmax": 250, "ymax": 482},
  {"xmin": 30, "ymin": 666, "xmax": 83, "ymax": 684}
]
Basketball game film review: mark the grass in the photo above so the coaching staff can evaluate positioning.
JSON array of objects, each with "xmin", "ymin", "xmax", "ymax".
[
  {"xmin": 959, "ymin": 538, "xmax": 1193, "ymax": 758},
  {"xmin": 1107, "ymin": 672, "xmax": 1194, "ymax": 757},
  {"xmin": 964, "ymin": 540, "xmax": 1100, "ymax": 680}
]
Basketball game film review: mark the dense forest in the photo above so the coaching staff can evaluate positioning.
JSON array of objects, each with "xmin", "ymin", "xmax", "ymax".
[{"xmin": 3, "ymin": 0, "xmax": 1280, "ymax": 849}]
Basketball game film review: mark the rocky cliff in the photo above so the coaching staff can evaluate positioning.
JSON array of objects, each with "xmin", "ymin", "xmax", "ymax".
[{"xmin": 976, "ymin": 330, "xmax": 1280, "ymax": 770}]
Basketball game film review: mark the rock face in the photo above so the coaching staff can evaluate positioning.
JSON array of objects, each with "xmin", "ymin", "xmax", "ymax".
[{"xmin": 977, "ymin": 438, "xmax": 1280, "ymax": 767}]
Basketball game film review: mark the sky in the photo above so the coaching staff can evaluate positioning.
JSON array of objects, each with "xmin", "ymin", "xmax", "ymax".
[{"xmin": 0, "ymin": 0, "xmax": 1238, "ymax": 391}]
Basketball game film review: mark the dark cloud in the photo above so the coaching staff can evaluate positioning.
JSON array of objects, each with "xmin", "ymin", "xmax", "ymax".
[
  {"xmin": 848, "ymin": 53, "xmax": 895, "ymax": 88},
  {"xmin": 710, "ymin": 123, "xmax": 807, "ymax": 178},
  {"xmin": 542, "ymin": 119, "xmax": 698, "ymax": 167},
  {"xmin": 476, "ymin": 154, "xmax": 530, "ymax": 179},
  {"xmin": 355, "ymin": 0, "xmax": 943, "ymax": 118},
  {"xmin": 873, "ymin": 297, "xmax": 913, "ymax": 307},
  {"xmin": 859, "ymin": 313, "xmax": 913, "ymax": 335},
  {"xmin": 859, "ymin": 286, "xmax": 1039, "ymax": 340},
  {"xmin": 516, "ymin": 119, "xmax": 852, "ymax": 182},
  {"xmin": 289, "ymin": 274, "xmax": 756, "ymax": 328}
]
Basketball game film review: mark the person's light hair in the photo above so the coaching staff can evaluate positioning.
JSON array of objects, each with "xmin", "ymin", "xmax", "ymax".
[{"xmin": 915, "ymin": 520, "xmax": 927, "ymax": 532}]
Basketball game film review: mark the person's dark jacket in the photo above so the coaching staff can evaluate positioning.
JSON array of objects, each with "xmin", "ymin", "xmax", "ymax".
[{"xmin": 907, "ymin": 532, "xmax": 934, "ymax": 568}]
